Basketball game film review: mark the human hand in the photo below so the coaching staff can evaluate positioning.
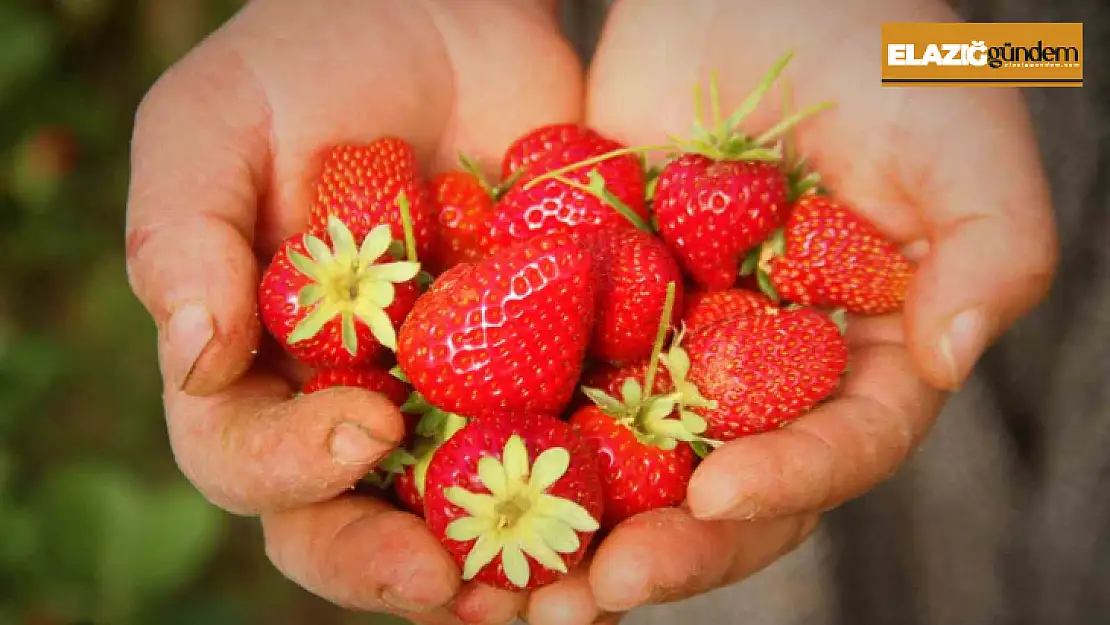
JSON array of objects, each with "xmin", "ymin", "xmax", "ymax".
[
  {"xmin": 516, "ymin": 0, "xmax": 1058, "ymax": 621},
  {"xmin": 124, "ymin": 0, "xmax": 583, "ymax": 622}
]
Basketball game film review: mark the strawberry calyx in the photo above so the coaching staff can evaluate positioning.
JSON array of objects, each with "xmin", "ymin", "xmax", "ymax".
[
  {"xmin": 522, "ymin": 50, "xmax": 833, "ymax": 188},
  {"xmin": 581, "ymin": 282, "xmax": 721, "ymax": 451},
  {"xmin": 443, "ymin": 434, "xmax": 600, "ymax": 589},
  {"xmin": 286, "ymin": 215, "xmax": 421, "ymax": 354},
  {"xmin": 400, "ymin": 391, "xmax": 468, "ymax": 498},
  {"xmin": 458, "ymin": 152, "xmax": 524, "ymax": 201},
  {"xmin": 740, "ymin": 228, "xmax": 786, "ymax": 302}
]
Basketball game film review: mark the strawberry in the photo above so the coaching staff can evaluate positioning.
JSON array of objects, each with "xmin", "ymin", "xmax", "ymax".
[
  {"xmin": 426, "ymin": 168, "xmax": 498, "ymax": 272},
  {"xmin": 570, "ymin": 282, "xmax": 711, "ymax": 528},
  {"xmin": 258, "ymin": 217, "xmax": 421, "ymax": 368},
  {"xmin": 524, "ymin": 53, "xmax": 829, "ymax": 291},
  {"xmin": 489, "ymin": 133, "xmax": 649, "ymax": 250},
  {"xmin": 664, "ymin": 306, "xmax": 848, "ymax": 440},
  {"xmin": 309, "ymin": 138, "xmax": 438, "ymax": 265},
  {"xmin": 682, "ymin": 288, "xmax": 776, "ymax": 333},
  {"xmin": 749, "ymin": 195, "xmax": 915, "ymax": 315},
  {"xmin": 301, "ymin": 366, "xmax": 411, "ymax": 405},
  {"xmin": 423, "ymin": 411, "xmax": 604, "ymax": 590},
  {"xmin": 396, "ymin": 232, "xmax": 596, "ymax": 419},
  {"xmin": 653, "ymin": 155, "xmax": 788, "ymax": 290},
  {"xmin": 581, "ymin": 228, "xmax": 684, "ymax": 365},
  {"xmin": 501, "ymin": 123, "xmax": 602, "ymax": 181}
]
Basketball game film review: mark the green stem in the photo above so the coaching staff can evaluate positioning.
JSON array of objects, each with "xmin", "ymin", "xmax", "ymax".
[
  {"xmin": 642, "ymin": 281, "xmax": 677, "ymax": 401},
  {"xmin": 397, "ymin": 191, "xmax": 419, "ymax": 264},
  {"xmin": 754, "ymin": 101, "xmax": 835, "ymax": 146},
  {"xmin": 523, "ymin": 144, "xmax": 674, "ymax": 189},
  {"xmin": 549, "ymin": 173, "xmax": 653, "ymax": 233}
]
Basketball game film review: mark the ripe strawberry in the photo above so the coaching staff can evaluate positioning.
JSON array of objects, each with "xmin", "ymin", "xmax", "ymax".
[
  {"xmin": 581, "ymin": 228, "xmax": 684, "ymax": 365},
  {"xmin": 259, "ymin": 217, "xmax": 421, "ymax": 368},
  {"xmin": 524, "ymin": 53, "xmax": 827, "ymax": 291},
  {"xmin": 489, "ymin": 133, "xmax": 649, "ymax": 249},
  {"xmin": 396, "ymin": 232, "xmax": 596, "ymax": 419},
  {"xmin": 682, "ymin": 288, "xmax": 776, "ymax": 333},
  {"xmin": 667, "ymin": 307, "xmax": 848, "ymax": 440},
  {"xmin": 569, "ymin": 282, "xmax": 710, "ymax": 528},
  {"xmin": 309, "ymin": 138, "xmax": 438, "ymax": 265},
  {"xmin": 570, "ymin": 403, "xmax": 695, "ymax": 530},
  {"xmin": 752, "ymin": 195, "xmax": 915, "ymax": 315},
  {"xmin": 501, "ymin": 123, "xmax": 602, "ymax": 181},
  {"xmin": 423, "ymin": 411, "xmax": 604, "ymax": 590},
  {"xmin": 426, "ymin": 169, "xmax": 497, "ymax": 272},
  {"xmin": 301, "ymin": 367, "xmax": 411, "ymax": 405},
  {"xmin": 654, "ymin": 156, "xmax": 788, "ymax": 290}
]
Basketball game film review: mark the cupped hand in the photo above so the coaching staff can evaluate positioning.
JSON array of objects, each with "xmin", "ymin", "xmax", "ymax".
[
  {"xmin": 125, "ymin": 0, "xmax": 581, "ymax": 621},
  {"xmin": 520, "ymin": 0, "xmax": 1057, "ymax": 622}
]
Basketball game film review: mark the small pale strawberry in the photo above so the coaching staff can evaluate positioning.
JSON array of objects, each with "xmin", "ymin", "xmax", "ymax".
[
  {"xmin": 396, "ymin": 232, "xmax": 596, "ymax": 419},
  {"xmin": 423, "ymin": 412, "xmax": 604, "ymax": 590},
  {"xmin": 258, "ymin": 217, "xmax": 421, "ymax": 368}
]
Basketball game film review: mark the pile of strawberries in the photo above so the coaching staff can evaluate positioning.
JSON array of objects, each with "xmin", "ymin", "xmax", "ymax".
[{"xmin": 257, "ymin": 54, "xmax": 914, "ymax": 591}]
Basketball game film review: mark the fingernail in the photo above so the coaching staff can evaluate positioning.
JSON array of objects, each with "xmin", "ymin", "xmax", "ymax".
[
  {"xmin": 329, "ymin": 422, "xmax": 393, "ymax": 466},
  {"xmin": 693, "ymin": 491, "xmax": 760, "ymax": 521},
  {"xmin": 166, "ymin": 302, "xmax": 214, "ymax": 392},
  {"xmin": 381, "ymin": 587, "xmax": 440, "ymax": 614},
  {"xmin": 938, "ymin": 307, "xmax": 989, "ymax": 390}
]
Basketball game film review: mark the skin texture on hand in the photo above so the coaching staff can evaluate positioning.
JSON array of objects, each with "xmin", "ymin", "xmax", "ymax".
[{"xmin": 125, "ymin": 0, "xmax": 1057, "ymax": 623}]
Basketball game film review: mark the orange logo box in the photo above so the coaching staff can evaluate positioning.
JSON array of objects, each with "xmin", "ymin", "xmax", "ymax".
[{"xmin": 881, "ymin": 22, "xmax": 1083, "ymax": 87}]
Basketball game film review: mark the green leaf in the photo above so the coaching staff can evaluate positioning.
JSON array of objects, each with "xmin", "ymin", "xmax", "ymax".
[
  {"xmin": 132, "ymin": 483, "xmax": 224, "ymax": 602},
  {"xmin": 0, "ymin": 6, "xmax": 57, "ymax": 108}
]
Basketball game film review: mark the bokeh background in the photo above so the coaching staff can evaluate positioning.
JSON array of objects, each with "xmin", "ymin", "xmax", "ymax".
[{"xmin": 0, "ymin": 1, "xmax": 405, "ymax": 623}]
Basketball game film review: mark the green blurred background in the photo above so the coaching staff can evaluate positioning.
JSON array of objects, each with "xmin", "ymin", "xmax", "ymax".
[{"xmin": 0, "ymin": 1, "xmax": 405, "ymax": 623}]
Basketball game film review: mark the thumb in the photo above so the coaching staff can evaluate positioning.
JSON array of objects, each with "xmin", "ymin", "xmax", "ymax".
[
  {"xmin": 125, "ymin": 54, "xmax": 270, "ymax": 396},
  {"xmin": 905, "ymin": 91, "xmax": 1057, "ymax": 390}
]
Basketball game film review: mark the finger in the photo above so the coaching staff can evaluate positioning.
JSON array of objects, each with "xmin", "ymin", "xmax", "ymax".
[
  {"xmin": 450, "ymin": 583, "xmax": 526, "ymax": 625},
  {"xmin": 589, "ymin": 508, "xmax": 818, "ymax": 612},
  {"xmin": 167, "ymin": 374, "xmax": 405, "ymax": 514},
  {"xmin": 126, "ymin": 36, "xmax": 271, "ymax": 397},
  {"xmin": 900, "ymin": 88, "xmax": 1057, "ymax": 390},
  {"xmin": 686, "ymin": 335, "xmax": 942, "ymax": 521},
  {"xmin": 261, "ymin": 495, "xmax": 461, "ymax": 620},
  {"xmin": 524, "ymin": 568, "xmax": 601, "ymax": 625}
]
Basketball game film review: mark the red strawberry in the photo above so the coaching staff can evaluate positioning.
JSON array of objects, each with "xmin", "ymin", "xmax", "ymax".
[
  {"xmin": 569, "ymin": 282, "xmax": 709, "ymax": 528},
  {"xmin": 682, "ymin": 288, "xmax": 776, "ymax": 333},
  {"xmin": 396, "ymin": 232, "xmax": 596, "ymax": 419},
  {"xmin": 489, "ymin": 134, "xmax": 648, "ymax": 250},
  {"xmin": 423, "ymin": 411, "xmax": 604, "ymax": 590},
  {"xmin": 309, "ymin": 138, "xmax": 438, "ymax": 265},
  {"xmin": 654, "ymin": 156, "xmax": 788, "ymax": 290},
  {"xmin": 301, "ymin": 367, "xmax": 411, "ymax": 406},
  {"xmin": 754, "ymin": 195, "xmax": 914, "ymax": 315},
  {"xmin": 666, "ymin": 307, "xmax": 848, "ymax": 440},
  {"xmin": 259, "ymin": 218, "xmax": 421, "ymax": 368},
  {"xmin": 501, "ymin": 123, "xmax": 602, "ymax": 181},
  {"xmin": 570, "ymin": 403, "xmax": 695, "ymax": 530},
  {"xmin": 581, "ymin": 228, "xmax": 684, "ymax": 365},
  {"xmin": 426, "ymin": 169, "xmax": 498, "ymax": 272}
]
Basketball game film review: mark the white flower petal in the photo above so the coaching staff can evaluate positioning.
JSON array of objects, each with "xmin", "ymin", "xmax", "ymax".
[
  {"xmin": 529, "ymin": 448, "xmax": 570, "ymax": 494},
  {"xmin": 477, "ymin": 456, "xmax": 509, "ymax": 499},
  {"xmin": 446, "ymin": 516, "xmax": 494, "ymax": 542},
  {"xmin": 502, "ymin": 435, "xmax": 530, "ymax": 485},
  {"xmin": 444, "ymin": 487, "xmax": 496, "ymax": 518},
  {"xmin": 500, "ymin": 541, "xmax": 530, "ymax": 588},
  {"xmin": 461, "ymin": 533, "xmax": 502, "ymax": 581},
  {"xmin": 535, "ymin": 495, "xmax": 599, "ymax": 533}
]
